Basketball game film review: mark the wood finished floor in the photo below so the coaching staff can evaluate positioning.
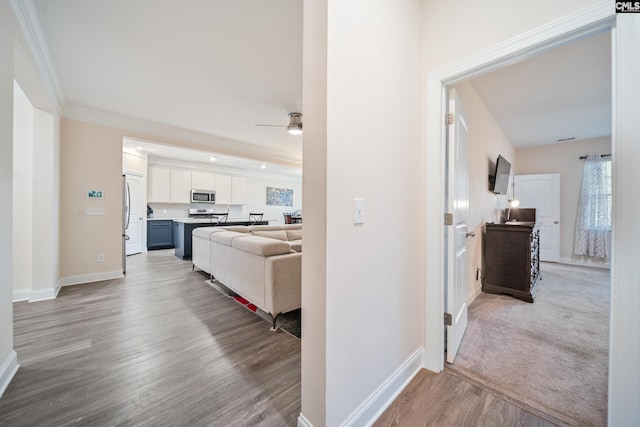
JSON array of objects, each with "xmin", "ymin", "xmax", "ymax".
[
  {"xmin": 0, "ymin": 250, "xmax": 300, "ymax": 427},
  {"xmin": 375, "ymin": 369, "xmax": 557, "ymax": 427}
]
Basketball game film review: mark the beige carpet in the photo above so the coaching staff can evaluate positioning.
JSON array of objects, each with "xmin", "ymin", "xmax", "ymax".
[{"xmin": 448, "ymin": 262, "xmax": 609, "ymax": 426}]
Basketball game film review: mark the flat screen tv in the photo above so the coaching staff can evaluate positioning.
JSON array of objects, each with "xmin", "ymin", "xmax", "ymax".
[{"xmin": 490, "ymin": 155, "xmax": 511, "ymax": 194}]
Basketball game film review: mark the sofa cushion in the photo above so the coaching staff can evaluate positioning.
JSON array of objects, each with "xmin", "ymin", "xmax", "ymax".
[
  {"xmin": 288, "ymin": 240, "xmax": 302, "ymax": 252},
  {"xmin": 285, "ymin": 229, "xmax": 302, "ymax": 241},
  {"xmin": 232, "ymin": 236, "xmax": 292, "ymax": 256},
  {"xmin": 218, "ymin": 226, "xmax": 250, "ymax": 233},
  {"xmin": 248, "ymin": 225, "xmax": 283, "ymax": 232},
  {"xmin": 211, "ymin": 231, "xmax": 247, "ymax": 246},
  {"xmin": 251, "ymin": 229, "xmax": 288, "ymax": 241},
  {"xmin": 282, "ymin": 224, "xmax": 302, "ymax": 231},
  {"xmin": 192, "ymin": 227, "xmax": 219, "ymax": 239}
]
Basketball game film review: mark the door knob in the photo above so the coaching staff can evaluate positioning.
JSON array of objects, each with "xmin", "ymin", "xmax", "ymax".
[{"xmin": 466, "ymin": 231, "xmax": 476, "ymax": 238}]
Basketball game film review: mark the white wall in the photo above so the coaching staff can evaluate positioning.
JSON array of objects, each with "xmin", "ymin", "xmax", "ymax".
[
  {"xmin": 0, "ymin": 0, "xmax": 17, "ymax": 397},
  {"xmin": 301, "ymin": 0, "xmax": 424, "ymax": 425},
  {"xmin": 12, "ymin": 81, "xmax": 33, "ymax": 301},
  {"xmin": 515, "ymin": 137, "xmax": 611, "ymax": 266}
]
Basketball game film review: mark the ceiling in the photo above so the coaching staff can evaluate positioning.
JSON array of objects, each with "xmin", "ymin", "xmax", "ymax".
[
  {"xmin": 468, "ymin": 31, "xmax": 612, "ymax": 148},
  {"xmin": 31, "ymin": 0, "xmax": 303, "ymax": 164},
  {"xmin": 28, "ymin": 2, "xmax": 610, "ymax": 168}
]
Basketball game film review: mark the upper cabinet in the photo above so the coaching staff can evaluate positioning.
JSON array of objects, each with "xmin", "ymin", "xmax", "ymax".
[
  {"xmin": 170, "ymin": 169, "xmax": 192, "ymax": 203},
  {"xmin": 148, "ymin": 165, "xmax": 248, "ymax": 205},
  {"xmin": 215, "ymin": 174, "xmax": 232, "ymax": 205},
  {"xmin": 191, "ymin": 171, "xmax": 216, "ymax": 191},
  {"xmin": 148, "ymin": 166, "xmax": 171, "ymax": 203},
  {"xmin": 231, "ymin": 176, "xmax": 247, "ymax": 205}
]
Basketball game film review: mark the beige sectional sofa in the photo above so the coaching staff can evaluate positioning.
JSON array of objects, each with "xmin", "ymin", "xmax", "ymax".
[{"xmin": 192, "ymin": 224, "xmax": 302, "ymax": 329}]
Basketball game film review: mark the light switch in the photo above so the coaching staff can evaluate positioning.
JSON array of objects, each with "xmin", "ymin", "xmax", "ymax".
[
  {"xmin": 86, "ymin": 207, "xmax": 105, "ymax": 216},
  {"xmin": 354, "ymin": 199, "xmax": 365, "ymax": 225}
]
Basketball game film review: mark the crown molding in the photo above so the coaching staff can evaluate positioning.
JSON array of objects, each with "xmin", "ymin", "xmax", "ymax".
[
  {"xmin": 435, "ymin": 0, "xmax": 615, "ymax": 84},
  {"xmin": 62, "ymin": 103, "xmax": 303, "ymax": 167},
  {"xmin": 10, "ymin": 0, "xmax": 65, "ymax": 112}
]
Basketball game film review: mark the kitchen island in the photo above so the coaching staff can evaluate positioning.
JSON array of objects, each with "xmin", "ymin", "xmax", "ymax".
[{"xmin": 172, "ymin": 218, "xmax": 269, "ymax": 260}]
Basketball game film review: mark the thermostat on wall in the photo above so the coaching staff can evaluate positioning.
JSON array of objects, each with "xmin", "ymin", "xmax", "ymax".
[{"xmin": 87, "ymin": 190, "xmax": 104, "ymax": 199}]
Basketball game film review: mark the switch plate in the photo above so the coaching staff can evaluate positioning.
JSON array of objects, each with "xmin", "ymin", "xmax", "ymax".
[
  {"xmin": 86, "ymin": 207, "xmax": 105, "ymax": 216},
  {"xmin": 354, "ymin": 199, "xmax": 365, "ymax": 225},
  {"xmin": 97, "ymin": 254, "xmax": 104, "ymax": 263}
]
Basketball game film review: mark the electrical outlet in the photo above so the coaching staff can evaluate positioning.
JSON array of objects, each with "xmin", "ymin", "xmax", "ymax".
[{"xmin": 97, "ymin": 254, "xmax": 105, "ymax": 263}]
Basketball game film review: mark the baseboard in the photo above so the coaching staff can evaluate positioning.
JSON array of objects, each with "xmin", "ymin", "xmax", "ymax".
[
  {"xmin": 297, "ymin": 413, "xmax": 314, "ymax": 427},
  {"xmin": 28, "ymin": 281, "xmax": 61, "ymax": 302},
  {"xmin": 557, "ymin": 258, "xmax": 610, "ymax": 270},
  {"xmin": 59, "ymin": 270, "xmax": 124, "ymax": 287},
  {"xmin": 468, "ymin": 283, "xmax": 482, "ymax": 304},
  {"xmin": 0, "ymin": 351, "xmax": 19, "ymax": 399},
  {"xmin": 341, "ymin": 347, "xmax": 424, "ymax": 427},
  {"xmin": 13, "ymin": 290, "xmax": 30, "ymax": 302}
]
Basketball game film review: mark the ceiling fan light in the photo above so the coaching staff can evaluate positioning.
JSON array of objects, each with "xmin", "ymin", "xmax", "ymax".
[{"xmin": 287, "ymin": 112, "xmax": 303, "ymax": 135}]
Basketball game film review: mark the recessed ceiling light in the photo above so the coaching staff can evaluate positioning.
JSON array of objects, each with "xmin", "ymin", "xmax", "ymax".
[
  {"xmin": 136, "ymin": 146, "xmax": 144, "ymax": 150},
  {"xmin": 261, "ymin": 165, "xmax": 266, "ymax": 169},
  {"xmin": 210, "ymin": 156, "xmax": 216, "ymax": 162}
]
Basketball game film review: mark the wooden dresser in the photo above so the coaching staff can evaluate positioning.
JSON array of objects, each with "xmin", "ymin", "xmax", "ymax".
[{"xmin": 482, "ymin": 221, "xmax": 541, "ymax": 302}]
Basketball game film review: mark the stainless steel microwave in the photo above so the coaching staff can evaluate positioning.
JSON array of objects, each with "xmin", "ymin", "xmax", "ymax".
[{"xmin": 190, "ymin": 189, "xmax": 216, "ymax": 204}]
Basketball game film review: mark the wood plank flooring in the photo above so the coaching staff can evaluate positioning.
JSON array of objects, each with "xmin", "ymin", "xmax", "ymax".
[
  {"xmin": 0, "ymin": 250, "xmax": 300, "ymax": 427},
  {"xmin": 374, "ymin": 369, "xmax": 557, "ymax": 427}
]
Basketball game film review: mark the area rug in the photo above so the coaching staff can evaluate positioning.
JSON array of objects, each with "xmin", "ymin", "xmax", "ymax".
[
  {"xmin": 448, "ymin": 262, "xmax": 609, "ymax": 426},
  {"xmin": 206, "ymin": 279, "xmax": 301, "ymax": 339}
]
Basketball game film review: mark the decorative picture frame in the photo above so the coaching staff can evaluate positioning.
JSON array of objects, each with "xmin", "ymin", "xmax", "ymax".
[{"xmin": 266, "ymin": 187, "xmax": 293, "ymax": 206}]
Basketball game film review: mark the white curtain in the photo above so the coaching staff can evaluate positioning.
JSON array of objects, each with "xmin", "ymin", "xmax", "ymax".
[{"xmin": 575, "ymin": 154, "xmax": 611, "ymax": 258}]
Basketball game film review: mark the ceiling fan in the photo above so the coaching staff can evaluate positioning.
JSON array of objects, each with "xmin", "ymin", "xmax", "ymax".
[{"xmin": 255, "ymin": 112, "xmax": 303, "ymax": 135}]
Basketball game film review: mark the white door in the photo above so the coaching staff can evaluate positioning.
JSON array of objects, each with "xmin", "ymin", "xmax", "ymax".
[
  {"xmin": 125, "ymin": 174, "xmax": 144, "ymax": 255},
  {"xmin": 514, "ymin": 173, "xmax": 560, "ymax": 262},
  {"xmin": 446, "ymin": 89, "xmax": 470, "ymax": 364}
]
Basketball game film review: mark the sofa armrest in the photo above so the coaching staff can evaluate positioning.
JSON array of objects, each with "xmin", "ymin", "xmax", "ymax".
[{"xmin": 264, "ymin": 252, "xmax": 301, "ymax": 315}]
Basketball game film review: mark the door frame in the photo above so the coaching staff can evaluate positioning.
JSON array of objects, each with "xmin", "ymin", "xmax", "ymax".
[
  {"xmin": 423, "ymin": 0, "xmax": 616, "ymax": 376},
  {"xmin": 123, "ymin": 170, "xmax": 147, "ymax": 254}
]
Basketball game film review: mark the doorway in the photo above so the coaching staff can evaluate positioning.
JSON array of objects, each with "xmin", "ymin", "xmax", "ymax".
[{"xmin": 423, "ymin": 5, "xmax": 631, "ymax": 424}]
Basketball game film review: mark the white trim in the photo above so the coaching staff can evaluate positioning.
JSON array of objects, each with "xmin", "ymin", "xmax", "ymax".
[
  {"xmin": 0, "ymin": 351, "xmax": 19, "ymax": 399},
  {"xmin": 557, "ymin": 258, "xmax": 610, "ymax": 270},
  {"xmin": 59, "ymin": 270, "xmax": 124, "ymax": 287},
  {"xmin": 12, "ymin": 290, "xmax": 30, "ymax": 302},
  {"xmin": 424, "ymin": 0, "xmax": 616, "ymax": 373},
  {"xmin": 9, "ymin": 0, "xmax": 64, "ymax": 111},
  {"xmin": 28, "ymin": 281, "xmax": 61, "ymax": 302},
  {"xmin": 341, "ymin": 348, "xmax": 424, "ymax": 427},
  {"xmin": 297, "ymin": 413, "xmax": 313, "ymax": 427}
]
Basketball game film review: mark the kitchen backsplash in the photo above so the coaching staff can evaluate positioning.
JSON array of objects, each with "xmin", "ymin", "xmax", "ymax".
[{"xmin": 148, "ymin": 203, "xmax": 244, "ymax": 219}]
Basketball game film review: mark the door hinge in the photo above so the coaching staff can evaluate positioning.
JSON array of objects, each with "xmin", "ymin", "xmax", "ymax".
[
  {"xmin": 446, "ymin": 113, "xmax": 454, "ymax": 125},
  {"xmin": 444, "ymin": 213, "xmax": 453, "ymax": 226},
  {"xmin": 444, "ymin": 312, "xmax": 452, "ymax": 326}
]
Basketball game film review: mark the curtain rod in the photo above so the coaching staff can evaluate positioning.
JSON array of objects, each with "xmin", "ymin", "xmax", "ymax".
[{"xmin": 579, "ymin": 154, "xmax": 611, "ymax": 159}]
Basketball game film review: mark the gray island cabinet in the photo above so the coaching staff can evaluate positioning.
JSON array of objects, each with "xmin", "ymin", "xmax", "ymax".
[{"xmin": 172, "ymin": 218, "xmax": 268, "ymax": 260}]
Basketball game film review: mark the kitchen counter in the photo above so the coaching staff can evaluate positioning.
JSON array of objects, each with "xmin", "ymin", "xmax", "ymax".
[{"xmin": 172, "ymin": 218, "xmax": 270, "ymax": 260}]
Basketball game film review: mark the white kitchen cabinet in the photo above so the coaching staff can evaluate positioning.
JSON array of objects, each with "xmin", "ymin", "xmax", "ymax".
[
  {"xmin": 191, "ymin": 171, "xmax": 216, "ymax": 191},
  {"xmin": 148, "ymin": 166, "xmax": 171, "ymax": 203},
  {"xmin": 215, "ymin": 174, "xmax": 232, "ymax": 205},
  {"xmin": 170, "ymin": 169, "xmax": 192, "ymax": 203},
  {"xmin": 231, "ymin": 176, "xmax": 247, "ymax": 205}
]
